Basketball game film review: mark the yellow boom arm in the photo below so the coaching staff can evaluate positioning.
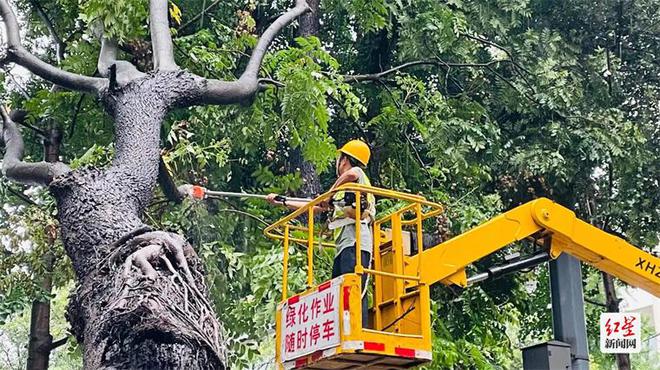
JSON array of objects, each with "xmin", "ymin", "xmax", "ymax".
[{"xmin": 404, "ymin": 197, "xmax": 660, "ymax": 296}]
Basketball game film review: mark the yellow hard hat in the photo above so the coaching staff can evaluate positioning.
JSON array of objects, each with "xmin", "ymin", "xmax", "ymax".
[{"xmin": 338, "ymin": 140, "xmax": 371, "ymax": 166}]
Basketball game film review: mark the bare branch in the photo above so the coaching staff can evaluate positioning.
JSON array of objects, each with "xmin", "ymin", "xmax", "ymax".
[
  {"xmin": 5, "ymin": 184, "xmax": 37, "ymax": 205},
  {"xmin": 177, "ymin": 0, "xmax": 222, "ymax": 32},
  {"xmin": 258, "ymin": 78, "xmax": 285, "ymax": 88},
  {"xmin": 584, "ymin": 297, "xmax": 607, "ymax": 308},
  {"xmin": 461, "ymin": 33, "xmax": 536, "ymax": 93},
  {"xmin": 461, "ymin": 33, "xmax": 532, "ymax": 74},
  {"xmin": 9, "ymin": 108, "xmax": 51, "ymax": 138},
  {"xmin": 0, "ymin": 0, "xmax": 106, "ymax": 93},
  {"xmin": 3, "ymin": 70, "xmax": 30, "ymax": 98},
  {"xmin": 0, "ymin": 105, "xmax": 69, "ymax": 186},
  {"xmin": 28, "ymin": 0, "xmax": 65, "ymax": 62},
  {"xmin": 150, "ymin": 0, "xmax": 177, "ymax": 71},
  {"xmin": 68, "ymin": 95, "xmax": 85, "ymax": 138},
  {"xmin": 242, "ymin": 0, "xmax": 309, "ymax": 80},
  {"xmin": 342, "ymin": 59, "xmax": 507, "ymax": 82},
  {"xmin": 196, "ymin": 0, "xmax": 309, "ymax": 104}
]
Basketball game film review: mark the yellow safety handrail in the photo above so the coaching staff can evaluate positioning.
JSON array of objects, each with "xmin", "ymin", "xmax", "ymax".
[{"xmin": 265, "ymin": 184, "xmax": 444, "ymax": 301}]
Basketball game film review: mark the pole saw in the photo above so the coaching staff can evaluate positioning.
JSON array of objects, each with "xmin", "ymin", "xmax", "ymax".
[
  {"xmin": 178, "ymin": 184, "xmax": 313, "ymax": 204},
  {"xmin": 178, "ymin": 184, "xmax": 363, "ymax": 208}
]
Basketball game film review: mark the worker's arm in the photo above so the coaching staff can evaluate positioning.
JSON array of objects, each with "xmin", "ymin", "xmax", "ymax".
[
  {"xmin": 266, "ymin": 169, "xmax": 362, "ymax": 211},
  {"xmin": 266, "ymin": 194, "xmax": 327, "ymax": 213},
  {"xmin": 329, "ymin": 168, "xmax": 360, "ymax": 189}
]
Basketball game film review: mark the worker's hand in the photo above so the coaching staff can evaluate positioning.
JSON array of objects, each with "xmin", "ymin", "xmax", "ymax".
[{"xmin": 266, "ymin": 193, "xmax": 282, "ymax": 205}]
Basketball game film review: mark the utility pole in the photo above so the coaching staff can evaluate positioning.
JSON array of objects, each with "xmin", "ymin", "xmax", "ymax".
[{"xmin": 549, "ymin": 254, "xmax": 590, "ymax": 370}]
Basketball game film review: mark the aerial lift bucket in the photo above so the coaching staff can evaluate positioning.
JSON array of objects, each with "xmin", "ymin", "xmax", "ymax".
[{"xmin": 265, "ymin": 184, "xmax": 442, "ymax": 370}]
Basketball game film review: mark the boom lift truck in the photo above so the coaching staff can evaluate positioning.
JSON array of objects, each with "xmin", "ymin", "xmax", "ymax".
[{"xmin": 264, "ymin": 184, "xmax": 660, "ymax": 370}]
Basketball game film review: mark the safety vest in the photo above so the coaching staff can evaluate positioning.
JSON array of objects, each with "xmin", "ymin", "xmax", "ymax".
[{"xmin": 329, "ymin": 168, "xmax": 376, "ymax": 240}]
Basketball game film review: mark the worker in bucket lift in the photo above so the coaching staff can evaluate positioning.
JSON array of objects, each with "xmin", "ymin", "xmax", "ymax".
[{"xmin": 267, "ymin": 140, "xmax": 376, "ymax": 327}]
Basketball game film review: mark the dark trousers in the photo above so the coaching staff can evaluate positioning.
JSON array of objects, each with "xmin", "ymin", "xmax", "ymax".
[{"xmin": 332, "ymin": 247, "xmax": 371, "ymax": 328}]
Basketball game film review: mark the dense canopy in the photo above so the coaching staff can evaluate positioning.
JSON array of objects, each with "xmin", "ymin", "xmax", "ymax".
[{"xmin": 1, "ymin": 0, "xmax": 658, "ymax": 369}]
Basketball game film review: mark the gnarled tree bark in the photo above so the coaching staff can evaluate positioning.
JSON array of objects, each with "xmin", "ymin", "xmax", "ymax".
[{"xmin": 1, "ymin": 0, "xmax": 309, "ymax": 368}]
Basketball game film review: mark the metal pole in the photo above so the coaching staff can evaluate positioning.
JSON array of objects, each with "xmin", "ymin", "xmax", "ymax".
[
  {"xmin": 466, "ymin": 252, "xmax": 549, "ymax": 286},
  {"xmin": 549, "ymin": 252, "xmax": 590, "ymax": 370},
  {"xmin": 307, "ymin": 207, "xmax": 314, "ymax": 288},
  {"xmin": 205, "ymin": 189, "xmax": 312, "ymax": 203}
]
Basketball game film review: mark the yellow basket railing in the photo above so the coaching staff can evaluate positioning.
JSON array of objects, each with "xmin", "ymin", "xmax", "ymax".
[{"xmin": 264, "ymin": 184, "xmax": 444, "ymax": 302}]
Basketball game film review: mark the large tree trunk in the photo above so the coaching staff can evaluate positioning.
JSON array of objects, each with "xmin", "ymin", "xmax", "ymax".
[
  {"xmin": 51, "ymin": 71, "xmax": 224, "ymax": 369},
  {"xmin": 0, "ymin": 0, "xmax": 310, "ymax": 367}
]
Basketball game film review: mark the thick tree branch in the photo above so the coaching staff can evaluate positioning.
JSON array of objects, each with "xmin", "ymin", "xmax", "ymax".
[
  {"xmin": 195, "ymin": 0, "xmax": 310, "ymax": 105},
  {"xmin": 98, "ymin": 37, "xmax": 145, "ymax": 85},
  {"xmin": 0, "ymin": 105, "xmax": 69, "ymax": 185},
  {"xmin": 342, "ymin": 59, "xmax": 507, "ymax": 82},
  {"xmin": 150, "ymin": 0, "xmax": 177, "ymax": 71},
  {"xmin": 0, "ymin": 0, "xmax": 106, "ymax": 93}
]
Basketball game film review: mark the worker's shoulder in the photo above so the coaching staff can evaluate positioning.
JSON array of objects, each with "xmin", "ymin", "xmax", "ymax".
[{"xmin": 350, "ymin": 166, "xmax": 366, "ymax": 179}]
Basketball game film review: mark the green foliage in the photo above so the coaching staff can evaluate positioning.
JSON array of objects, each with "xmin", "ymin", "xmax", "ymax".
[
  {"xmin": 0, "ymin": 284, "xmax": 82, "ymax": 370},
  {"xmin": 1, "ymin": 0, "xmax": 659, "ymax": 368},
  {"xmin": 79, "ymin": 0, "xmax": 149, "ymax": 42}
]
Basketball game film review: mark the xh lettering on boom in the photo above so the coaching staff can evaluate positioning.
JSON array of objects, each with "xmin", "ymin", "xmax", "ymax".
[{"xmin": 635, "ymin": 257, "xmax": 660, "ymax": 277}]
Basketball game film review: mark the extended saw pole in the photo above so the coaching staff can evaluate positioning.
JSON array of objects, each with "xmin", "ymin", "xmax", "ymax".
[{"xmin": 180, "ymin": 184, "xmax": 313, "ymax": 203}]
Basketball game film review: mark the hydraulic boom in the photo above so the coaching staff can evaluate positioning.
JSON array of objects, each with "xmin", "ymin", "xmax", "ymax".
[{"xmin": 405, "ymin": 197, "xmax": 660, "ymax": 296}]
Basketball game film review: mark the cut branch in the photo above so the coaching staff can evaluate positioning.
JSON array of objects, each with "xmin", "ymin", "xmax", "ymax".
[
  {"xmin": 50, "ymin": 337, "xmax": 68, "ymax": 350},
  {"xmin": 158, "ymin": 156, "xmax": 184, "ymax": 203},
  {"xmin": 195, "ymin": 0, "xmax": 310, "ymax": 105},
  {"xmin": 0, "ymin": 0, "xmax": 106, "ymax": 93},
  {"xmin": 150, "ymin": 0, "xmax": 177, "ymax": 71},
  {"xmin": 0, "ymin": 105, "xmax": 70, "ymax": 186},
  {"xmin": 98, "ymin": 37, "xmax": 145, "ymax": 85}
]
